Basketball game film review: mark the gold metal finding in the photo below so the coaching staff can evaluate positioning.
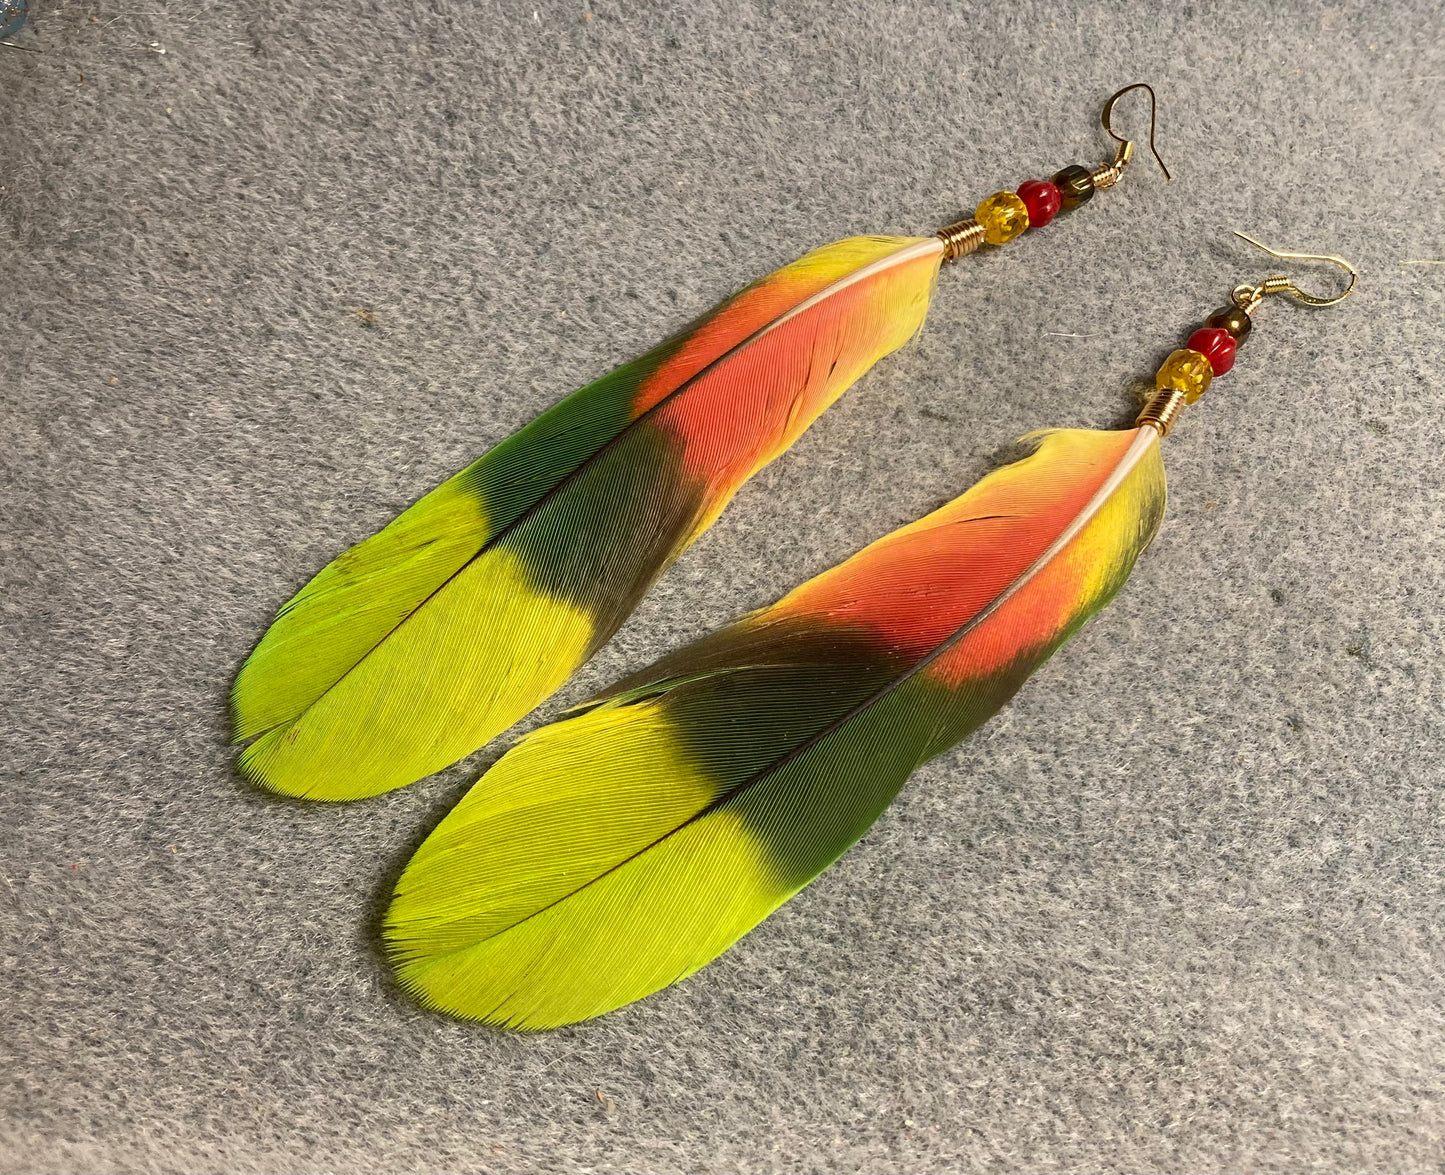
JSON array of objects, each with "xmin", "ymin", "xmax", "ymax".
[
  {"xmin": 1136, "ymin": 387, "xmax": 1189, "ymax": 436},
  {"xmin": 936, "ymin": 82, "xmax": 1168, "ymax": 261},
  {"xmin": 1231, "ymin": 232, "xmax": 1359, "ymax": 309},
  {"xmin": 1089, "ymin": 140, "xmax": 1134, "ymax": 190},
  {"xmin": 1098, "ymin": 82, "xmax": 1172, "ymax": 185},
  {"xmin": 936, "ymin": 217, "xmax": 985, "ymax": 261},
  {"xmin": 1140, "ymin": 235, "xmax": 1359, "ymax": 437}
]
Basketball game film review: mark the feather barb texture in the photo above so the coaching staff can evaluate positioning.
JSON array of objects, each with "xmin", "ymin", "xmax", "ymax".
[
  {"xmin": 232, "ymin": 236, "xmax": 944, "ymax": 799},
  {"xmin": 385, "ymin": 426, "xmax": 1167, "ymax": 1028}
]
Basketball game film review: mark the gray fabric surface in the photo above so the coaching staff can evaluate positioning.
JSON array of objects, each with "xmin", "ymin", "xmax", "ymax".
[{"xmin": 3, "ymin": 1, "xmax": 1444, "ymax": 1171}]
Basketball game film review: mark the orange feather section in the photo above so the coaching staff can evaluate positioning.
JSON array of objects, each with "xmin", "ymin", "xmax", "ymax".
[
  {"xmin": 380, "ymin": 428, "xmax": 1168, "ymax": 1026},
  {"xmin": 773, "ymin": 428, "xmax": 1164, "ymax": 679},
  {"xmin": 642, "ymin": 238, "xmax": 944, "ymax": 494}
]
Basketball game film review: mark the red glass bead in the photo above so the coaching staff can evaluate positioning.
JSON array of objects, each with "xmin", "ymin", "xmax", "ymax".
[
  {"xmin": 1016, "ymin": 179, "xmax": 1062, "ymax": 228},
  {"xmin": 1187, "ymin": 327, "xmax": 1236, "ymax": 376}
]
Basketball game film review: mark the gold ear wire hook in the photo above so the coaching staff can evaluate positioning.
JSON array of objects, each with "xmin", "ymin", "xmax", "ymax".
[
  {"xmin": 1100, "ymin": 83, "xmax": 1172, "ymax": 182},
  {"xmin": 1232, "ymin": 232, "xmax": 1359, "ymax": 308}
]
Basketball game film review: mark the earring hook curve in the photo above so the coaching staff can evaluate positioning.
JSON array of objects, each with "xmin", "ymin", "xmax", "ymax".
[
  {"xmin": 1232, "ymin": 232, "xmax": 1358, "ymax": 307},
  {"xmin": 1101, "ymin": 83, "xmax": 1172, "ymax": 182}
]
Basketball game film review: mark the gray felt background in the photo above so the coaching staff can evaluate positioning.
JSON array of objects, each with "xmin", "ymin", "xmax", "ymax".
[{"xmin": 3, "ymin": 1, "xmax": 1444, "ymax": 1171}]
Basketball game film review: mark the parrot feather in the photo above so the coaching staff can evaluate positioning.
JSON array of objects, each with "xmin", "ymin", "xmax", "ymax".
[
  {"xmin": 233, "ymin": 235, "xmax": 944, "ymax": 800},
  {"xmin": 385, "ymin": 426, "xmax": 1167, "ymax": 1028}
]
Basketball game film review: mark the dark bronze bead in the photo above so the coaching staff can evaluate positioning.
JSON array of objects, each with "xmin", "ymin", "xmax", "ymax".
[
  {"xmin": 1050, "ymin": 165, "xmax": 1095, "ymax": 212},
  {"xmin": 1205, "ymin": 304, "xmax": 1253, "ymax": 343}
]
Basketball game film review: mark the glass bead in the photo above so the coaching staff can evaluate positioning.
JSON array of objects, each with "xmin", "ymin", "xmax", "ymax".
[
  {"xmin": 1156, "ymin": 348, "xmax": 1213, "ymax": 404},
  {"xmin": 1187, "ymin": 327, "xmax": 1237, "ymax": 376},
  {"xmin": 1016, "ymin": 179, "xmax": 1062, "ymax": 228},
  {"xmin": 1205, "ymin": 304, "xmax": 1253, "ymax": 343},
  {"xmin": 1050, "ymin": 165, "xmax": 1096, "ymax": 211},
  {"xmin": 975, "ymin": 190, "xmax": 1030, "ymax": 245}
]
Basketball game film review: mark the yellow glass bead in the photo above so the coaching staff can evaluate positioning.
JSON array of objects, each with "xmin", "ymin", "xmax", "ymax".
[
  {"xmin": 975, "ymin": 190, "xmax": 1030, "ymax": 246},
  {"xmin": 1156, "ymin": 348, "xmax": 1214, "ymax": 404}
]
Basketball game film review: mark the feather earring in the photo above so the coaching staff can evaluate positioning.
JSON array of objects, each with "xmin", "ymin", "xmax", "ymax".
[
  {"xmin": 233, "ymin": 85, "xmax": 1172, "ymax": 801},
  {"xmin": 384, "ymin": 235, "xmax": 1359, "ymax": 1029}
]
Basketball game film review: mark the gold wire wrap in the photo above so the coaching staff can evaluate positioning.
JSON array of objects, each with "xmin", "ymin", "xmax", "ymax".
[
  {"xmin": 1232, "ymin": 275, "xmax": 1293, "ymax": 315},
  {"xmin": 936, "ymin": 217, "xmax": 986, "ymax": 262},
  {"xmin": 1089, "ymin": 140, "xmax": 1134, "ymax": 189},
  {"xmin": 1231, "ymin": 234, "xmax": 1358, "ymax": 306},
  {"xmin": 1136, "ymin": 387, "xmax": 1188, "ymax": 437},
  {"xmin": 1089, "ymin": 161, "xmax": 1123, "ymax": 189},
  {"xmin": 934, "ymin": 84, "xmax": 1171, "ymax": 264},
  {"xmin": 1135, "ymin": 236, "xmax": 1357, "ymax": 441}
]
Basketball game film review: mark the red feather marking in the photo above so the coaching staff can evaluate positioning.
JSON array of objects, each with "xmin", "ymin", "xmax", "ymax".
[
  {"xmin": 630, "ymin": 268, "xmax": 824, "ymax": 416},
  {"xmin": 775, "ymin": 429, "xmax": 1148, "ymax": 675},
  {"xmin": 641, "ymin": 240, "xmax": 943, "ymax": 490}
]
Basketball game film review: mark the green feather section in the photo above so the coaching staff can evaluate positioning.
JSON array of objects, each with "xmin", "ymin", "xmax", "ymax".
[
  {"xmin": 232, "ymin": 234, "xmax": 941, "ymax": 801},
  {"xmin": 231, "ymin": 349, "xmax": 658, "ymax": 744},
  {"xmin": 385, "ymin": 648, "xmax": 1015, "ymax": 1029},
  {"xmin": 385, "ymin": 431, "xmax": 1166, "ymax": 1027},
  {"xmin": 236, "ymin": 420, "xmax": 703, "ymax": 800}
]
